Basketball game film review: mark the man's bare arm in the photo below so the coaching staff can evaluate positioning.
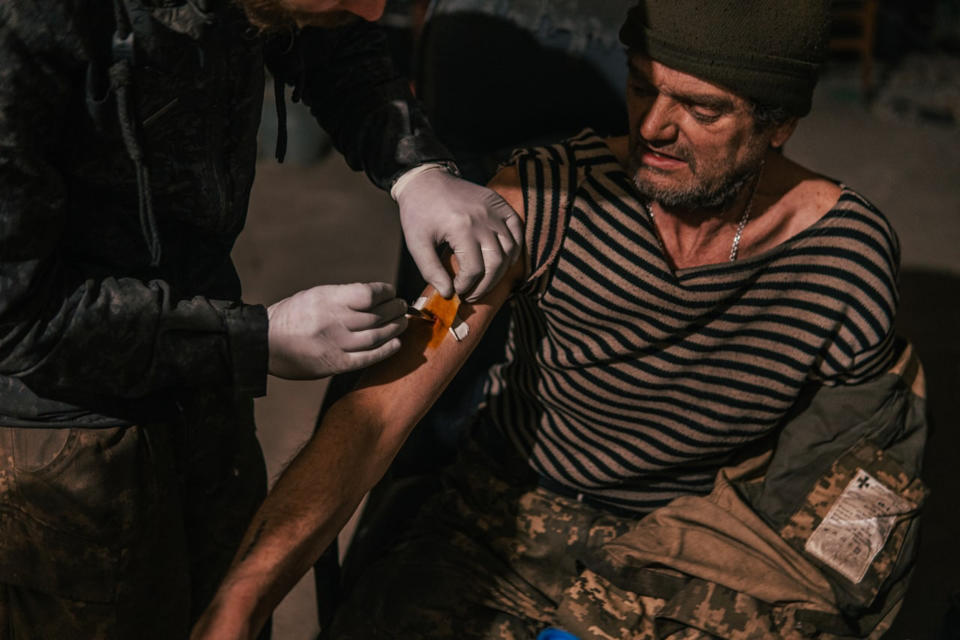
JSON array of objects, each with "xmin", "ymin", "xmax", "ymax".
[{"xmin": 190, "ymin": 167, "xmax": 525, "ymax": 640}]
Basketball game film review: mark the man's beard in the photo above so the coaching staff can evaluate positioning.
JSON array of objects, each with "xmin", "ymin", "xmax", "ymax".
[
  {"xmin": 234, "ymin": 0, "xmax": 357, "ymax": 31},
  {"xmin": 629, "ymin": 143, "xmax": 764, "ymax": 211}
]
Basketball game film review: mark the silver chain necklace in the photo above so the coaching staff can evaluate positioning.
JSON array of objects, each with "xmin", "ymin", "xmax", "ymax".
[
  {"xmin": 727, "ymin": 193, "xmax": 754, "ymax": 262},
  {"xmin": 644, "ymin": 165, "xmax": 763, "ymax": 263}
]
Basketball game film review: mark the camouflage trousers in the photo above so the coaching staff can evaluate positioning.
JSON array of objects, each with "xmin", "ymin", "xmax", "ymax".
[
  {"xmin": 0, "ymin": 394, "xmax": 267, "ymax": 640},
  {"xmin": 328, "ymin": 426, "xmax": 706, "ymax": 640},
  {"xmin": 328, "ymin": 422, "xmax": 916, "ymax": 640},
  {"xmin": 330, "ymin": 347, "xmax": 928, "ymax": 640}
]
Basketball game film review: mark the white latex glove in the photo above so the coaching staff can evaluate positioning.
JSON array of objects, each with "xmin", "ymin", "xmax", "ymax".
[
  {"xmin": 266, "ymin": 282, "xmax": 407, "ymax": 379},
  {"xmin": 393, "ymin": 165, "xmax": 523, "ymax": 301}
]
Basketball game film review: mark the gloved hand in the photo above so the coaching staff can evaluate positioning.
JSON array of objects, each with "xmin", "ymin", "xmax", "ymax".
[
  {"xmin": 266, "ymin": 282, "xmax": 407, "ymax": 379},
  {"xmin": 394, "ymin": 165, "xmax": 523, "ymax": 301}
]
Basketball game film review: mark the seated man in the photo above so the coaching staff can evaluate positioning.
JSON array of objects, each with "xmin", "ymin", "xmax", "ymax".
[{"xmin": 194, "ymin": 1, "xmax": 926, "ymax": 638}]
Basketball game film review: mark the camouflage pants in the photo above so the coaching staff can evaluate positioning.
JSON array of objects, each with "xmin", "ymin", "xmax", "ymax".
[
  {"xmin": 328, "ymin": 426, "xmax": 700, "ymax": 640},
  {"xmin": 0, "ymin": 394, "xmax": 267, "ymax": 640}
]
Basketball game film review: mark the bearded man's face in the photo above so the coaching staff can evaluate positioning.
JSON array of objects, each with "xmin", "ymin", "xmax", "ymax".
[{"xmin": 626, "ymin": 55, "xmax": 790, "ymax": 211}]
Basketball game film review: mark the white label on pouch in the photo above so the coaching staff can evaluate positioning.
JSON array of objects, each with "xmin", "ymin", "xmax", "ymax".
[{"xmin": 804, "ymin": 468, "xmax": 914, "ymax": 583}]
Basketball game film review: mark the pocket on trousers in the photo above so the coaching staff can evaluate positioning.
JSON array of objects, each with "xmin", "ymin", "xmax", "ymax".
[
  {"xmin": 9, "ymin": 427, "xmax": 72, "ymax": 473},
  {"xmin": 0, "ymin": 425, "xmax": 159, "ymax": 603},
  {"xmin": 553, "ymin": 568, "xmax": 648, "ymax": 638}
]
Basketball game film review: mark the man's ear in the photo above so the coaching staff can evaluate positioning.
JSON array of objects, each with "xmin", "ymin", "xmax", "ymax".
[{"xmin": 770, "ymin": 117, "xmax": 799, "ymax": 149}]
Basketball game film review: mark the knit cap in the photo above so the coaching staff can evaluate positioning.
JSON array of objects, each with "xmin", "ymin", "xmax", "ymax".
[{"xmin": 619, "ymin": 1, "xmax": 831, "ymax": 116}]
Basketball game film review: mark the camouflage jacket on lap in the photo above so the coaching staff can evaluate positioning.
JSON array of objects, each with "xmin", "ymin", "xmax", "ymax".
[{"xmin": 556, "ymin": 340, "xmax": 928, "ymax": 640}]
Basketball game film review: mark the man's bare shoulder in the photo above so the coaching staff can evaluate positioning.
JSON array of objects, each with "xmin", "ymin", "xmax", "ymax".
[
  {"xmin": 768, "ymin": 154, "xmax": 843, "ymax": 228},
  {"xmin": 487, "ymin": 165, "xmax": 526, "ymax": 223},
  {"xmin": 743, "ymin": 154, "xmax": 845, "ymax": 257}
]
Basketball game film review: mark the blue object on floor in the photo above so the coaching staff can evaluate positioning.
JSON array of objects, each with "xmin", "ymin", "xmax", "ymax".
[{"xmin": 537, "ymin": 629, "xmax": 581, "ymax": 640}]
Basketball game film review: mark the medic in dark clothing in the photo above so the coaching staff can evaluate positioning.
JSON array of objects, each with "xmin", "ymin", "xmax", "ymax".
[{"xmin": 0, "ymin": 0, "xmax": 521, "ymax": 637}]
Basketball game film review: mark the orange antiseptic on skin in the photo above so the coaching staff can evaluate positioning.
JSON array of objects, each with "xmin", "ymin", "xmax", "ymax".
[{"xmin": 421, "ymin": 292, "xmax": 462, "ymax": 349}]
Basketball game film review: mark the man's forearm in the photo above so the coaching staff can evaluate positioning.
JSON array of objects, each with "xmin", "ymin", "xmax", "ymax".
[
  {"xmin": 192, "ymin": 298, "xmax": 484, "ymax": 638},
  {"xmin": 193, "ymin": 176, "xmax": 525, "ymax": 638},
  {"xmin": 198, "ymin": 396, "xmax": 393, "ymax": 637}
]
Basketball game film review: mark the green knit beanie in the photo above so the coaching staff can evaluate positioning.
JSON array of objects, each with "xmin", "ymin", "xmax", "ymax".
[{"xmin": 619, "ymin": 1, "xmax": 831, "ymax": 116}]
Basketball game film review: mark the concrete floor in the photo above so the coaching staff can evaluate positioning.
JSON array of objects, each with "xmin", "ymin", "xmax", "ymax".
[{"xmin": 231, "ymin": 66, "xmax": 960, "ymax": 639}]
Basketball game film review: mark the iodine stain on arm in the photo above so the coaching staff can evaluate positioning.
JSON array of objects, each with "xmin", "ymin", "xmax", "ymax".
[{"xmin": 420, "ymin": 292, "xmax": 462, "ymax": 350}]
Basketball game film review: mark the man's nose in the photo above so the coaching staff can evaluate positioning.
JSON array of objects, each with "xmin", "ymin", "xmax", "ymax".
[
  {"xmin": 343, "ymin": 0, "xmax": 386, "ymax": 21},
  {"xmin": 638, "ymin": 96, "xmax": 678, "ymax": 144}
]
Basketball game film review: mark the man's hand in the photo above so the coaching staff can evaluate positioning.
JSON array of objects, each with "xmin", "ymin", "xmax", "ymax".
[
  {"xmin": 394, "ymin": 166, "xmax": 523, "ymax": 301},
  {"xmin": 267, "ymin": 282, "xmax": 407, "ymax": 379}
]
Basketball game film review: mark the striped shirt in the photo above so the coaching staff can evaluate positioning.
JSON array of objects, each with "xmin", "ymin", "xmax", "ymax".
[{"xmin": 483, "ymin": 130, "xmax": 900, "ymax": 515}]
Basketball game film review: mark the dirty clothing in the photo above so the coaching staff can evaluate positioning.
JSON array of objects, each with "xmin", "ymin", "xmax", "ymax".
[
  {"xmin": 0, "ymin": 0, "xmax": 453, "ymax": 635},
  {"xmin": 556, "ymin": 341, "xmax": 927, "ymax": 640},
  {"xmin": 329, "ymin": 342, "xmax": 926, "ymax": 639},
  {"xmin": 0, "ymin": 0, "xmax": 453, "ymax": 428},
  {"xmin": 327, "ymin": 420, "xmax": 629, "ymax": 640},
  {"xmin": 0, "ymin": 390, "xmax": 266, "ymax": 639}
]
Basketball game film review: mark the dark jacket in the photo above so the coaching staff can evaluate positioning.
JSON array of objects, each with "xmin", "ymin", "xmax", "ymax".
[{"xmin": 0, "ymin": 0, "xmax": 454, "ymax": 427}]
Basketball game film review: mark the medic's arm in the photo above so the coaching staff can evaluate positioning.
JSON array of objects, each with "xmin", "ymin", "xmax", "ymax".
[
  {"xmin": 0, "ymin": 2, "xmax": 268, "ymax": 407},
  {"xmin": 264, "ymin": 19, "xmax": 455, "ymax": 189}
]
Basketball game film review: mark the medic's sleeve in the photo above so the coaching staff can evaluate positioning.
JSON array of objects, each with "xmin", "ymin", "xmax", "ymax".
[
  {"xmin": 264, "ymin": 18, "xmax": 456, "ymax": 190},
  {"xmin": 0, "ymin": 1, "xmax": 268, "ymax": 403}
]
